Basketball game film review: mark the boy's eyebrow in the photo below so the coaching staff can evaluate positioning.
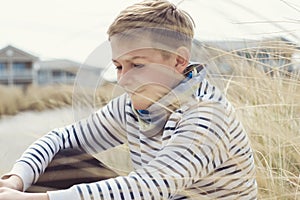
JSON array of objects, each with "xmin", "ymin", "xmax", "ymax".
[{"xmin": 112, "ymin": 56, "xmax": 148, "ymax": 62}]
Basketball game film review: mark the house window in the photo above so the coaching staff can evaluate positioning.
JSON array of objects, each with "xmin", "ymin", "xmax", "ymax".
[
  {"xmin": 257, "ymin": 52, "xmax": 269, "ymax": 63},
  {"xmin": 0, "ymin": 63, "xmax": 7, "ymax": 76},
  {"xmin": 13, "ymin": 62, "xmax": 32, "ymax": 76},
  {"xmin": 13, "ymin": 62, "xmax": 27, "ymax": 71},
  {"xmin": 52, "ymin": 70, "xmax": 63, "ymax": 77},
  {"xmin": 66, "ymin": 71, "xmax": 75, "ymax": 78},
  {"xmin": 0, "ymin": 63, "xmax": 7, "ymax": 70}
]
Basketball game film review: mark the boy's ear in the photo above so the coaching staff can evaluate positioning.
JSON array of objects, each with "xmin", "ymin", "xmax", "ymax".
[{"xmin": 175, "ymin": 46, "xmax": 190, "ymax": 74}]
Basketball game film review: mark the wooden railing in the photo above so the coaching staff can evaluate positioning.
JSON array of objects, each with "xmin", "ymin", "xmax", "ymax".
[{"xmin": 0, "ymin": 69, "xmax": 33, "ymax": 80}]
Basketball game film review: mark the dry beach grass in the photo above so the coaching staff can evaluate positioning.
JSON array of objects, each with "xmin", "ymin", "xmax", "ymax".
[
  {"xmin": 218, "ymin": 57, "xmax": 300, "ymax": 199},
  {"xmin": 0, "ymin": 84, "xmax": 73, "ymax": 116}
]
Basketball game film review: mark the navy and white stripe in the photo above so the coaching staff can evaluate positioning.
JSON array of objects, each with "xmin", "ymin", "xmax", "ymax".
[{"xmin": 10, "ymin": 72, "xmax": 257, "ymax": 199}]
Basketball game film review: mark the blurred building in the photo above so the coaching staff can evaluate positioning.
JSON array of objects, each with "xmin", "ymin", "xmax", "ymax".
[
  {"xmin": 192, "ymin": 37, "xmax": 300, "ymax": 75},
  {"xmin": 0, "ymin": 45, "xmax": 102, "ymax": 87},
  {"xmin": 0, "ymin": 45, "xmax": 39, "ymax": 87},
  {"xmin": 37, "ymin": 59, "xmax": 80, "ymax": 85}
]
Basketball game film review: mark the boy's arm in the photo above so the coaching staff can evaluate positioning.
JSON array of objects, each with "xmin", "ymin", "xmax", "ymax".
[
  {"xmin": 2, "ymin": 95, "xmax": 127, "ymax": 192},
  {"xmin": 0, "ymin": 187, "xmax": 48, "ymax": 200}
]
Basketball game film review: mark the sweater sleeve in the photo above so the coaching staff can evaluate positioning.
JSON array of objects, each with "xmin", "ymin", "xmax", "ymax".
[
  {"xmin": 7, "ymin": 95, "xmax": 128, "ymax": 191},
  {"xmin": 47, "ymin": 102, "xmax": 231, "ymax": 200}
]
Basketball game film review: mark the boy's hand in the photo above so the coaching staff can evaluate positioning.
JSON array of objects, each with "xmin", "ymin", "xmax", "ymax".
[
  {"xmin": 0, "ymin": 187, "xmax": 49, "ymax": 200},
  {"xmin": 0, "ymin": 187, "xmax": 26, "ymax": 200},
  {"xmin": 0, "ymin": 175, "xmax": 23, "ymax": 191}
]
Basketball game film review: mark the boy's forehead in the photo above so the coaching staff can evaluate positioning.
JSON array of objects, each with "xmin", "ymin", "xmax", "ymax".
[
  {"xmin": 112, "ymin": 51, "xmax": 149, "ymax": 62},
  {"xmin": 110, "ymin": 35, "xmax": 155, "ymax": 59}
]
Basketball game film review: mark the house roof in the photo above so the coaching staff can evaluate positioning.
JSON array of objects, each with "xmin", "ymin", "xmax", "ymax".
[
  {"xmin": 38, "ymin": 59, "xmax": 83, "ymax": 72},
  {"xmin": 194, "ymin": 36, "xmax": 298, "ymax": 52},
  {"xmin": 38, "ymin": 59, "xmax": 101, "ymax": 73},
  {"xmin": 0, "ymin": 45, "xmax": 39, "ymax": 61}
]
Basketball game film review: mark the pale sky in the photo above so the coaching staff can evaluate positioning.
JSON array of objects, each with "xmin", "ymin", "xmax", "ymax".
[{"xmin": 1, "ymin": 0, "xmax": 299, "ymax": 63}]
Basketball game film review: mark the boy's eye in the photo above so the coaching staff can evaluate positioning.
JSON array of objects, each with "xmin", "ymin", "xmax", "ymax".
[
  {"xmin": 133, "ymin": 64, "xmax": 145, "ymax": 68},
  {"xmin": 115, "ymin": 66, "xmax": 122, "ymax": 70}
]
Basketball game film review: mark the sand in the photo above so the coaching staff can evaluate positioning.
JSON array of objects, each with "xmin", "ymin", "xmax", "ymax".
[{"xmin": 0, "ymin": 107, "xmax": 74, "ymax": 174}]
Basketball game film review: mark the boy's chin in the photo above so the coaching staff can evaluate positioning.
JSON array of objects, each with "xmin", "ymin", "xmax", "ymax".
[
  {"xmin": 131, "ymin": 101, "xmax": 151, "ymax": 110},
  {"xmin": 130, "ymin": 96, "xmax": 153, "ymax": 110}
]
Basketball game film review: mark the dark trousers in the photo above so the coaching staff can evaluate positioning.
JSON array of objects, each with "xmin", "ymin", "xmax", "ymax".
[{"xmin": 27, "ymin": 149, "xmax": 118, "ymax": 192}]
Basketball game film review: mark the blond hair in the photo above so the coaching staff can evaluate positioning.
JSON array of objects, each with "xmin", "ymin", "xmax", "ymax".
[{"xmin": 107, "ymin": 0, "xmax": 195, "ymax": 39}]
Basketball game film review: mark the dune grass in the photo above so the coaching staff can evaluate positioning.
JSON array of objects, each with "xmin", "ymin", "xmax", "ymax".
[
  {"xmin": 0, "ymin": 84, "xmax": 74, "ymax": 116},
  {"xmin": 217, "ymin": 55, "xmax": 300, "ymax": 199},
  {"xmin": 0, "ymin": 82, "xmax": 119, "ymax": 117}
]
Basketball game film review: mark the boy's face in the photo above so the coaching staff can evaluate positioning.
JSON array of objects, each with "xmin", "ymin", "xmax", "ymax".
[{"xmin": 111, "ymin": 43, "xmax": 185, "ymax": 110}]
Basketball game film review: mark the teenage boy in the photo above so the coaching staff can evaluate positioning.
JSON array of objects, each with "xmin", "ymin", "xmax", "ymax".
[{"xmin": 0, "ymin": 1, "xmax": 257, "ymax": 199}]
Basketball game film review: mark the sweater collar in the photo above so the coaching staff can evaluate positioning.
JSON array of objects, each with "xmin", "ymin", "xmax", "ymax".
[{"xmin": 132, "ymin": 63, "xmax": 206, "ymax": 137}]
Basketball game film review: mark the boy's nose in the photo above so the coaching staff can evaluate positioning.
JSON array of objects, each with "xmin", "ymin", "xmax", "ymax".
[
  {"xmin": 120, "ymin": 65, "xmax": 134, "ymax": 76},
  {"xmin": 118, "ymin": 67, "xmax": 133, "ymax": 84},
  {"xmin": 118, "ymin": 68, "xmax": 143, "ymax": 92}
]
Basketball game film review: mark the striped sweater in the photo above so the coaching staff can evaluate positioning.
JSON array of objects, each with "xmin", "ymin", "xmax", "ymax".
[{"xmin": 9, "ymin": 70, "xmax": 257, "ymax": 200}]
